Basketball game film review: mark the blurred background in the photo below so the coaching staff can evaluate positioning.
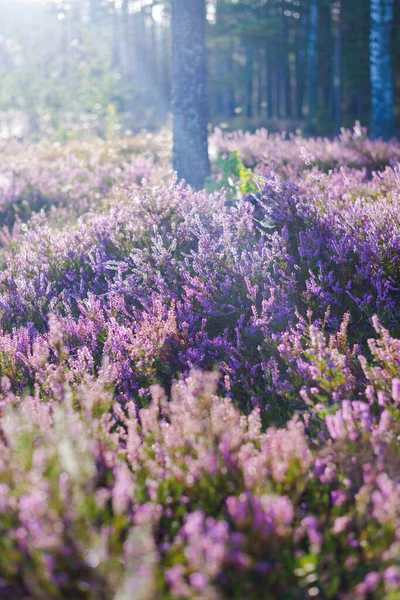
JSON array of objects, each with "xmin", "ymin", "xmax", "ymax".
[{"xmin": 0, "ymin": 0, "xmax": 399, "ymax": 142}]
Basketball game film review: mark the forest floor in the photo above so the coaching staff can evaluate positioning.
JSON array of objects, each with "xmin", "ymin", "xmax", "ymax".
[{"xmin": 0, "ymin": 127, "xmax": 400, "ymax": 599}]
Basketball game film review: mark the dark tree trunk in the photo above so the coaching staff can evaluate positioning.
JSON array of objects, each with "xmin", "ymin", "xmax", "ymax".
[
  {"xmin": 308, "ymin": 0, "xmax": 318, "ymax": 120},
  {"xmin": 257, "ymin": 51, "xmax": 264, "ymax": 116},
  {"xmin": 225, "ymin": 50, "xmax": 236, "ymax": 117},
  {"xmin": 276, "ymin": 61, "xmax": 281, "ymax": 118},
  {"xmin": 334, "ymin": 0, "xmax": 342, "ymax": 133},
  {"xmin": 370, "ymin": 0, "xmax": 395, "ymax": 138},
  {"xmin": 245, "ymin": 45, "xmax": 254, "ymax": 118},
  {"xmin": 282, "ymin": 12, "xmax": 292, "ymax": 118},
  {"xmin": 266, "ymin": 51, "xmax": 273, "ymax": 119},
  {"xmin": 217, "ymin": 58, "xmax": 236, "ymax": 118},
  {"xmin": 295, "ymin": 6, "xmax": 307, "ymax": 119},
  {"xmin": 272, "ymin": 39, "xmax": 281, "ymax": 118},
  {"xmin": 171, "ymin": 0, "xmax": 210, "ymax": 189},
  {"xmin": 318, "ymin": 2, "xmax": 333, "ymax": 127},
  {"xmin": 214, "ymin": 0, "xmax": 225, "ymax": 116}
]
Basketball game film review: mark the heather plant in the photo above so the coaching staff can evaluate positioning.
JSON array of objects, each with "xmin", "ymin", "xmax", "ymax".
[
  {"xmin": 211, "ymin": 123, "xmax": 400, "ymax": 175},
  {"xmin": 1, "ymin": 366, "xmax": 400, "ymax": 599},
  {"xmin": 0, "ymin": 128, "xmax": 399, "ymax": 598},
  {"xmin": 0, "ymin": 133, "xmax": 171, "ymax": 227}
]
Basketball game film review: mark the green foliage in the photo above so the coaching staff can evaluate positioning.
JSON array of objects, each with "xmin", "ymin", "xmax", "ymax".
[{"xmin": 205, "ymin": 150, "xmax": 259, "ymax": 199}]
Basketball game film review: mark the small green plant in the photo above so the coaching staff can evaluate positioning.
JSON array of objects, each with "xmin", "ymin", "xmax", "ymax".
[{"xmin": 206, "ymin": 151, "xmax": 259, "ymax": 200}]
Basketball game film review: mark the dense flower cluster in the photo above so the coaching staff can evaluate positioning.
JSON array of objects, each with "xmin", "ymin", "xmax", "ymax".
[
  {"xmin": 0, "ymin": 134, "xmax": 170, "ymax": 227},
  {"xmin": 210, "ymin": 122, "xmax": 400, "ymax": 174},
  {"xmin": 0, "ymin": 127, "xmax": 400, "ymax": 598}
]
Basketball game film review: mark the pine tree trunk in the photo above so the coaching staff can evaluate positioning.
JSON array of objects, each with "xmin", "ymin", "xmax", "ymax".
[
  {"xmin": 214, "ymin": 0, "xmax": 225, "ymax": 116},
  {"xmin": 266, "ymin": 49, "xmax": 273, "ymax": 119},
  {"xmin": 171, "ymin": 0, "xmax": 210, "ymax": 189},
  {"xmin": 282, "ymin": 12, "xmax": 292, "ymax": 118},
  {"xmin": 274, "ymin": 41, "xmax": 281, "ymax": 118},
  {"xmin": 121, "ymin": 0, "xmax": 130, "ymax": 78},
  {"xmin": 257, "ymin": 51, "xmax": 264, "ymax": 117},
  {"xmin": 334, "ymin": 0, "xmax": 342, "ymax": 132},
  {"xmin": 225, "ymin": 50, "xmax": 236, "ymax": 117},
  {"xmin": 161, "ymin": 25, "xmax": 171, "ymax": 113},
  {"xmin": 318, "ymin": 2, "xmax": 333, "ymax": 127},
  {"xmin": 295, "ymin": 11, "xmax": 306, "ymax": 119},
  {"xmin": 308, "ymin": 0, "xmax": 318, "ymax": 121},
  {"xmin": 61, "ymin": 11, "xmax": 69, "ymax": 77},
  {"xmin": 245, "ymin": 45, "xmax": 254, "ymax": 119},
  {"xmin": 90, "ymin": 0, "xmax": 101, "ymax": 24},
  {"xmin": 112, "ymin": 4, "xmax": 121, "ymax": 69},
  {"xmin": 370, "ymin": 0, "xmax": 395, "ymax": 139}
]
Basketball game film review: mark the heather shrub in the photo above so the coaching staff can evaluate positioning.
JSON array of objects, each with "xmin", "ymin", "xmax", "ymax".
[
  {"xmin": 0, "ymin": 134, "xmax": 170, "ymax": 228},
  {"xmin": 0, "ymin": 128, "xmax": 399, "ymax": 598},
  {"xmin": 1, "ymin": 365, "xmax": 400, "ymax": 599}
]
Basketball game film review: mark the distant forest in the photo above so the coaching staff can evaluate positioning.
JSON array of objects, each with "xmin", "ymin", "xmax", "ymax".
[{"xmin": 0, "ymin": 0, "xmax": 399, "ymax": 140}]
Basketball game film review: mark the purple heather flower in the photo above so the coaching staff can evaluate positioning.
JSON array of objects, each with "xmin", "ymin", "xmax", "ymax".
[{"xmin": 392, "ymin": 378, "xmax": 400, "ymax": 403}]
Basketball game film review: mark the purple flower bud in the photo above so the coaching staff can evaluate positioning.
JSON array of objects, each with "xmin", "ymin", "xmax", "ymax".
[
  {"xmin": 392, "ymin": 378, "xmax": 400, "ymax": 403},
  {"xmin": 189, "ymin": 572, "xmax": 208, "ymax": 591},
  {"xmin": 383, "ymin": 566, "xmax": 400, "ymax": 591}
]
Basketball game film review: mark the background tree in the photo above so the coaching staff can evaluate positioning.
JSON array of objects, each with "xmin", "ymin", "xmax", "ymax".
[
  {"xmin": 171, "ymin": 0, "xmax": 210, "ymax": 188},
  {"xmin": 308, "ymin": 0, "xmax": 318, "ymax": 122},
  {"xmin": 0, "ymin": 0, "xmax": 399, "ymax": 141},
  {"xmin": 370, "ymin": 0, "xmax": 396, "ymax": 138}
]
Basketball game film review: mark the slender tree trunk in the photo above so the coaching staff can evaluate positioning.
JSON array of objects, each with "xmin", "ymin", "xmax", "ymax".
[
  {"xmin": 318, "ymin": 2, "xmax": 333, "ymax": 128},
  {"xmin": 90, "ymin": 0, "xmax": 101, "ymax": 24},
  {"xmin": 334, "ymin": 0, "xmax": 342, "ymax": 132},
  {"xmin": 121, "ymin": 0, "xmax": 130, "ymax": 77},
  {"xmin": 214, "ymin": 51, "xmax": 226, "ymax": 117},
  {"xmin": 225, "ymin": 49, "xmax": 236, "ymax": 117},
  {"xmin": 161, "ymin": 25, "xmax": 171, "ymax": 113},
  {"xmin": 245, "ymin": 45, "xmax": 254, "ymax": 118},
  {"xmin": 61, "ymin": 11, "xmax": 69, "ymax": 77},
  {"xmin": 216, "ymin": 0, "xmax": 236, "ymax": 118},
  {"xmin": 308, "ymin": 0, "xmax": 318, "ymax": 120},
  {"xmin": 282, "ymin": 12, "xmax": 292, "ymax": 118},
  {"xmin": 295, "ymin": 10, "xmax": 306, "ymax": 119},
  {"xmin": 218, "ymin": 57, "xmax": 235, "ymax": 118},
  {"xmin": 257, "ymin": 51, "xmax": 264, "ymax": 116},
  {"xmin": 273, "ymin": 38, "xmax": 281, "ymax": 119},
  {"xmin": 214, "ymin": 0, "xmax": 225, "ymax": 116},
  {"xmin": 275, "ymin": 19, "xmax": 282, "ymax": 119},
  {"xmin": 266, "ymin": 50, "xmax": 273, "ymax": 119},
  {"xmin": 370, "ymin": 0, "xmax": 395, "ymax": 138},
  {"xmin": 154, "ymin": 21, "xmax": 169, "ymax": 117},
  {"xmin": 171, "ymin": 0, "xmax": 210, "ymax": 189},
  {"xmin": 112, "ymin": 4, "xmax": 121, "ymax": 69},
  {"xmin": 148, "ymin": 12, "xmax": 160, "ymax": 112}
]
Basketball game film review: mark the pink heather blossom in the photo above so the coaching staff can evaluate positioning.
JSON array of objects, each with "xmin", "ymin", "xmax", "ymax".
[
  {"xmin": 0, "ymin": 131, "xmax": 399, "ymax": 597},
  {"xmin": 392, "ymin": 378, "xmax": 400, "ymax": 403},
  {"xmin": 333, "ymin": 516, "xmax": 351, "ymax": 534}
]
